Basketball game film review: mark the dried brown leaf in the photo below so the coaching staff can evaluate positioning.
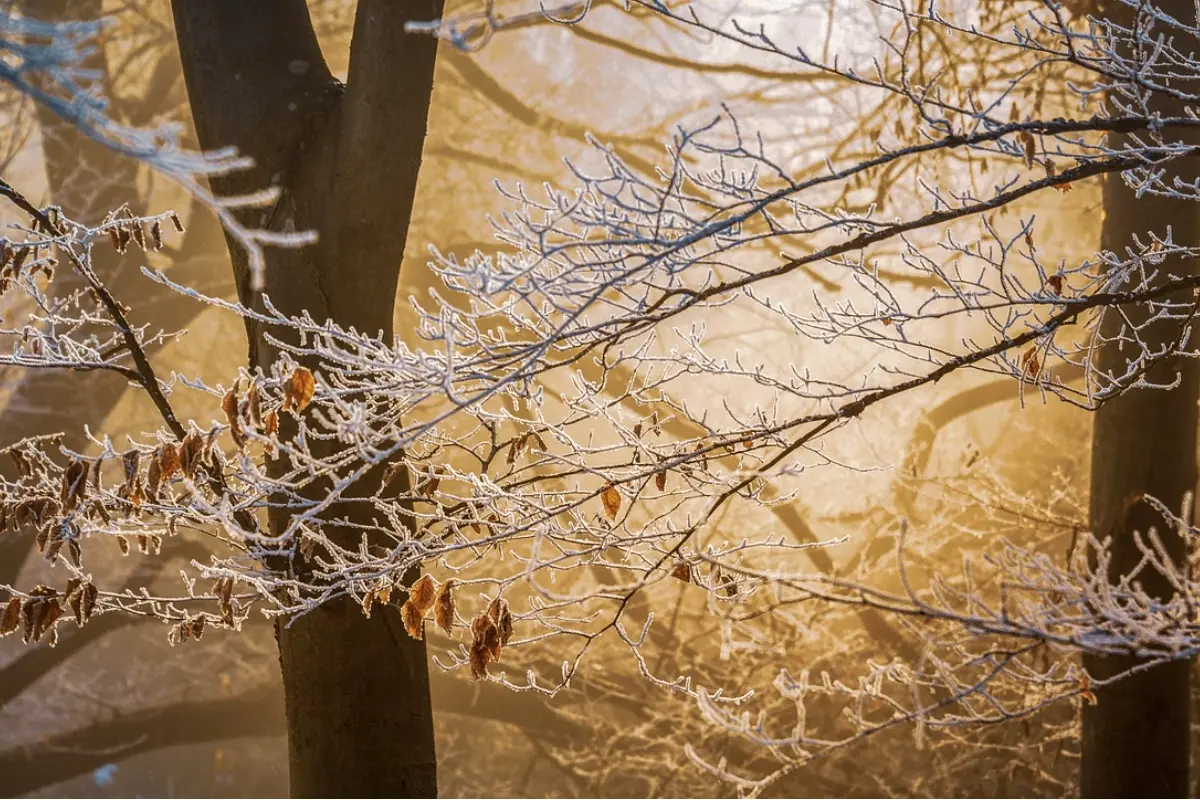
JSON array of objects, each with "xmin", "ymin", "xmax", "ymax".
[
  {"xmin": 1018, "ymin": 129, "xmax": 1035, "ymax": 169},
  {"xmin": 0, "ymin": 596, "xmax": 19, "ymax": 636},
  {"xmin": 60, "ymin": 459, "xmax": 88, "ymax": 511},
  {"xmin": 247, "ymin": 380, "xmax": 263, "ymax": 429},
  {"xmin": 601, "ymin": 484, "xmax": 621, "ymax": 520},
  {"xmin": 401, "ymin": 599, "xmax": 425, "ymax": 639},
  {"xmin": 121, "ymin": 449, "xmax": 140, "ymax": 485},
  {"xmin": 158, "ymin": 443, "xmax": 180, "ymax": 481},
  {"xmin": 434, "ymin": 579, "xmax": 455, "ymax": 635},
  {"xmin": 469, "ymin": 641, "xmax": 490, "ymax": 680},
  {"xmin": 409, "ymin": 575, "xmax": 436, "ymax": 617},
  {"xmin": 223, "ymin": 384, "xmax": 246, "ymax": 449},
  {"xmin": 283, "ymin": 367, "xmax": 315, "ymax": 413}
]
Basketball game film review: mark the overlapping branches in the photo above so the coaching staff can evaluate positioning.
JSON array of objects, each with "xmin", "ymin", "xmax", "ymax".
[{"xmin": 6, "ymin": 0, "xmax": 1200, "ymax": 795}]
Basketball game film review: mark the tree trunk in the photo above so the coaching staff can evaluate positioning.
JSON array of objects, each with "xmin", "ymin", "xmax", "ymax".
[
  {"xmin": 169, "ymin": 3, "xmax": 443, "ymax": 795},
  {"xmin": 1082, "ymin": 2, "xmax": 1200, "ymax": 796}
]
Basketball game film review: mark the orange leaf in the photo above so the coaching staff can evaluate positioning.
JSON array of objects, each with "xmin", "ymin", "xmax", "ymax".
[
  {"xmin": 401, "ymin": 600, "xmax": 425, "ymax": 639},
  {"xmin": 409, "ymin": 575, "xmax": 436, "ymax": 617},
  {"xmin": 1017, "ymin": 130, "xmax": 1035, "ymax": 169},
  {"xmin": 601, "ymin": 483, "xmax": 621, "ymax": 520},
  {"xmin": 1021, "ymin": 348, "xmax": 1041, "ymax": 379},
  {"xmin": 284, "ymin": 367, "xmax": 316, "ymax": 413}
]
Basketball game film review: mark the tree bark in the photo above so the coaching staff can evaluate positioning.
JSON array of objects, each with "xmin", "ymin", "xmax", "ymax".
[
  {"xmin": 1082, "ymin": 2, "xmax": 1200, "ymax": 796},
  {"xmin": 169, "ymin": 3, "xmax": 443, "ymax": 796}
]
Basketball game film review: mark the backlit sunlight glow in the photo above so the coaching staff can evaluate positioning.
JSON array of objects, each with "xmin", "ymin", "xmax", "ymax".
[{"xmin": 4, "ymin": 1, "xmax": 1200, "ymax": 796}]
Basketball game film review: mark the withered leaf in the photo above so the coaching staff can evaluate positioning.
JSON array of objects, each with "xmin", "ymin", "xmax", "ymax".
[
  {"xmin": 409, "ymin": 575, "xmax": 436, "ymax": 617},
  {"xmin": 222, "ymin": 384, "xmax": 246, "ymax": 449},
  {"xmin": 146, "ymin": 457, "xmax": 162, "ymax": 498},
  {"xmin": 400, "ymin": 599, "xmax": 425, "ymax": 640},
  {"xmin": 1021, "ymin": 348, "xmax": 1041, "ymax": 379},
  {"xmin": 361, "ymin": 588, "xmax": 376, "ymax": 618},
  {"xmin": 671, "ymin": 563, "xmax": 691, "ymax": 583},
  {"xmin": 43, "ymin": 525, "xmax": 65, "ymax": 564},
  {"xmin": 216, "ymin": 577, "xmax": 233, "ymax": 608},
  {"xmin": 469, "ymin": 641, "xmax": 490, "ymax": 680},
  {"xmin": 65, "ymin": 578, "xmax": 83, "ymax": 624},
  {"xmin": 80, "ymin": 583, "xmax": 97, "ymax": 624},
  {"xmin": 158, "ymin": 443, "xmax": 180, "ymax": 481},
  {"xmin": 601, "ymin": 484, "xmax": 621, "ymax": 520},
  {"xmin": 283, "ymin": 367, "xmax": 315, "ymax": 413},
  {"xmin": 121, "ymin": 449, "xmax": 141, "ymax": 485},
  {"xmin": 60, "ymin": 459, "xmax": 88, "ymax": 511},
  {"xmin": 247, "ymin": 380, "xmax": 263, "ymax": 429},
  {"xmin": 434, "ymin": 579, "xmax": 455, "ymax": 635},
  {"xmin": 263, "ymin": 409, "xmax": 279, "ymax": 437},
  {"xmin": 655, "ymin": 470, "xmax": 667, "ymax": 492},
  {"xmin": 1017, "ymin": 129, "xmax": 1035, "ymax": 169},
  {"xmin": 489, "ymin": 597, "xmax": 513, "ymax": 648},
  {"xmin": 1046, "ymin": 274, "xmax": 1064, "ymax": 296},
  {"xmin": 0, "ymin": 596, "xmax": 19, "ymax": 636},
  {"xmin": 179, "ymin": 431, "xmax": 203, "ymax": 478},
  {"xmin": 472, "ymin": 612, "xmax": 502, "ymax": 662}
]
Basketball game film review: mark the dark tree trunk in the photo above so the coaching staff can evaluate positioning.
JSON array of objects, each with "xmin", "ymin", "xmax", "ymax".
[
  {"xmin": 1082, "ymin": 2, "xmax": 1200, "ymax": 796},
  {"xmin": 169, "ymin": 3, "xmax": 443, "ymax": 796}
]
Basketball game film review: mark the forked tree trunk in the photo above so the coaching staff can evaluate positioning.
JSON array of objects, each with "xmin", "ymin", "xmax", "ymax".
[
  {"xmin": 170, "ymin": 2, "xmax": 443, "ymax": 796},
  {"xmin": 1082, "ymin": 2, "xmax": 1200, "ymax": 796}
]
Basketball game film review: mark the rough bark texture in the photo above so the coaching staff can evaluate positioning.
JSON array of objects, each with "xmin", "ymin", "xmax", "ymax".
[
  {"xmin": 169, "ymin": 3, "xmax": 443, "ymax": 796},
  {"xmin": 1082, "ymin": 2, "xmax": 1200, "ymax": 796}
]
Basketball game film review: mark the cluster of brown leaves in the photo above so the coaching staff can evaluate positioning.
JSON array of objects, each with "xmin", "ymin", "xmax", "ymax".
[
  {"xmin": 507, "ymin": 429, "xmax": 547, "ymax": 465},
  {"xmin": 115, "ymin": 428, "xmax": 221, "ymax": 514},
  {"xmin": 395, "ymin": 575, "xmax": 455, "ymax": 641},
  {"xmin": 0, "ymin": 578, "xmax": 97, "ymax": 646},
  {"xmin": 468, "ymin": 596, "xmax": 513, "ymax": 681},
  {"xmin": 0, "ymin": 239, "xmax": 52, "ymax": 295},
  {"xmin": 221, "ymin": 367, "xmax": 312, "ymax": 451},
  {"xmin": 102, "ymin": 206, "xmax": 182, "ymax": 255},
  {"xmin": 168, "ymin": 614, "xmax": 207, "ymax": 644},
  {"xmin": 668, "ymin": 560, "xmax": 740, "ymax": 599}
]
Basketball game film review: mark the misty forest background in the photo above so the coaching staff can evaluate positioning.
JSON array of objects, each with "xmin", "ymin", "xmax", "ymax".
[{"xmin": 0, "ymin": 0, "xmax": 1176, "ymax": 797}]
